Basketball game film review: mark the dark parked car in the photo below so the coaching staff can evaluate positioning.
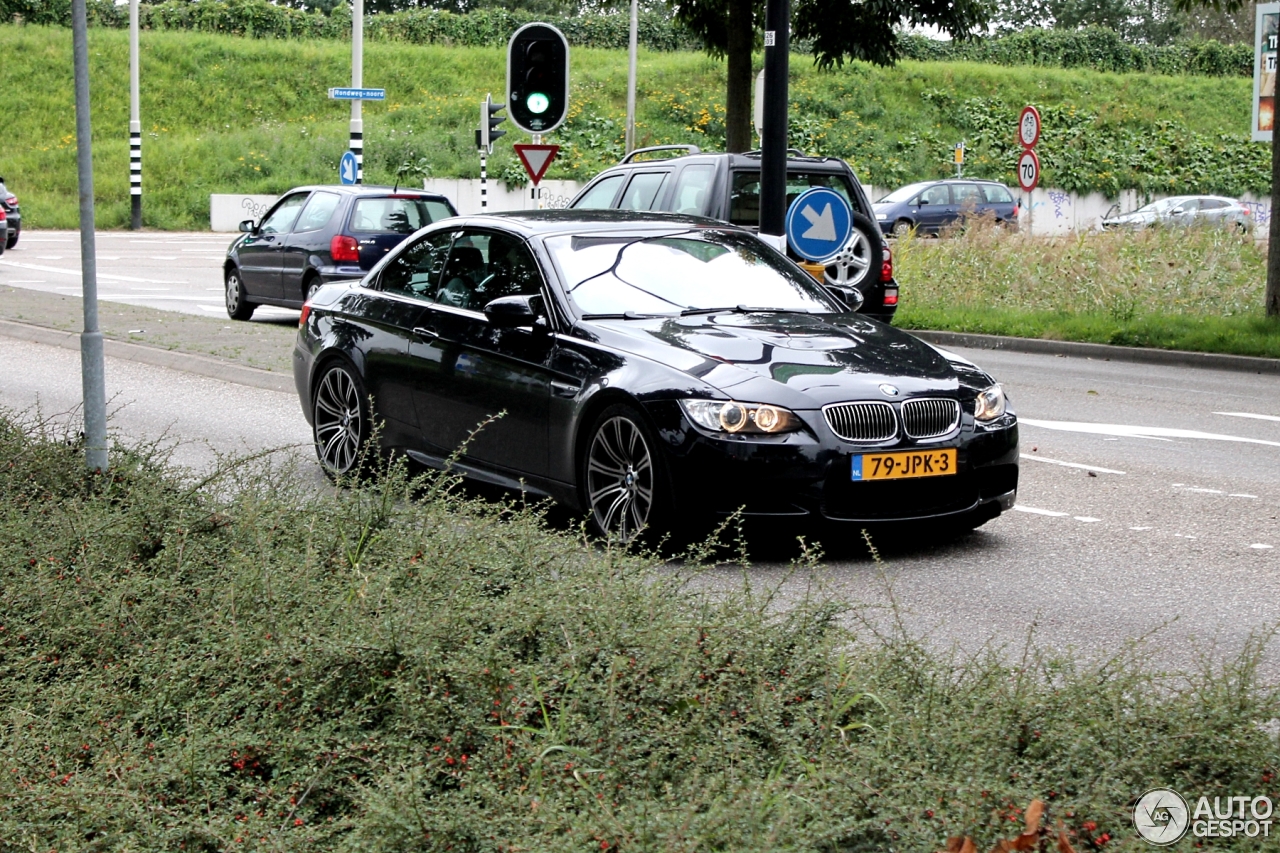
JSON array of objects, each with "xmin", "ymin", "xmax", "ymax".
[
  {"xmin": 1101, "ymin": 195, "xmax": 1252, "ymax": 231},
  {"xmin": 293, "ymin": 210, "xmax": 1019, "ymax": 541},
  {"xmin": 224, "ymin": 185, "xmax": 457, "ymax": 320},
  {"xmin": 874, "ymin": 179, "xmax": 1019, "ymax": 237},
  {"xmin": 0, "ymin": 207, "xmax": 7, "ymax": 255},
  {"xmin": 567, "ymin": 147, "xmax": 899, "ymax": 323},
  {"xmin": 0, "ymin": 176, "xmax": 20, "ymax": 248}
]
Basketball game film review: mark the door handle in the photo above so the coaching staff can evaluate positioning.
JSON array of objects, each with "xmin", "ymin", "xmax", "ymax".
[{"xmin": 412, "ymin": 325, "xmax": 439, "ymax": 340}]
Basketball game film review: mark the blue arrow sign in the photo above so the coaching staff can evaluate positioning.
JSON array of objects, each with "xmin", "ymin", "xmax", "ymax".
[
  {"xmin": 785, "ymin": 187, "xmax": 853, "ymax": 263},
  {"xmin": 340, "ymin": 151, "xmax": 358, "ymax": 185},
  {"xmin": 328, "ymin": 87, "xmax": 386, "ymax": 101}
]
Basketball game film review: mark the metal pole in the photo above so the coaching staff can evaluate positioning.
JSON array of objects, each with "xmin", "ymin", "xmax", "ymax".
[
  {"xmin": 72, "ymin": 0, "xmax": 108, "ymax": 473},
  {"xmin": 350, "ymin": 0, "xmax": 363, "ymax": 185},
  {"xmin": 625, "ymin": 0, "xmax": 637, "ymax": 154},
  {"xmin": 758, "ymin": 0, "xmax": 790, "ymax": 246},
  {"xmin": 480, "ymin": 150, "xmax": 487, "ymax": 210},
  {"xmin": 129, "ymin": 0, "xmax": 141, "ymax": 229},
  {"xmin": 532, "ymin": 133, "xmax": 543, "ymax": 209}
]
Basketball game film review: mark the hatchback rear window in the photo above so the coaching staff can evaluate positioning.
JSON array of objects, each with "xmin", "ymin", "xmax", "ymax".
[{"xmin": 350, "ymin": 197, "xmax": 453, "ymax": 234}]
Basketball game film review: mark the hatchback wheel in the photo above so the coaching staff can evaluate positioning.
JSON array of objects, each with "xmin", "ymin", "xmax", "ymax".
[
  {"xmin": 583, "ymin": 405, "xmax": 666, "ymax": 542},
  {"xmin": 825, "ymin": 212, "xmax": 884, "ymax": 291},
  {"xmin": 225, "ymin": 267, "xmax": 256, "ymax": 321},
  {"xmin": 4, "ymin": 230, "xmax": 15, "ymax": 249},
  {"xmin": 312, "ymin": 361, "xmax": 370, "ymax": 479}
]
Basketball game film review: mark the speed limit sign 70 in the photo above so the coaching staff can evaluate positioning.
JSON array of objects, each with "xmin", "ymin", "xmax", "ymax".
[{"xmin": 1017, "ymin": 149, "xmax": 1040, "ymax": 192}]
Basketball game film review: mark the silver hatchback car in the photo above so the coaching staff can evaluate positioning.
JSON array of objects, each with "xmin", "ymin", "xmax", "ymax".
[{"xmin": 1102, "ymin": 195, "xmax": 1252, "ymax": 232}]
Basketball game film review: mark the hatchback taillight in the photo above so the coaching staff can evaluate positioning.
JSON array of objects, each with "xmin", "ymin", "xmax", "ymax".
[
  {"xmin": 330, "ymin": 234, "xmax": 360, "ymax": 263},
  {"xmin": 5, "ymin": 195, "xmax": 16, "ymax": 206},
  {"xmin": 880, "ymin": 245, "xmax": 893, "ymax": 283},
  {"xmin": 299, "ymin": 302, "xmax": 312, "ymax": 327},
  {"xmin": 0, "ymin": 209, "xmax": 7, "ymax": 221}
]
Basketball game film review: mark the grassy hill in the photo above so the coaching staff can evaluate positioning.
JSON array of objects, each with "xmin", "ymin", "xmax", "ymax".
[{"xmin": 3, "ymin": 23, "xmax": 1262, "ymax": 229}]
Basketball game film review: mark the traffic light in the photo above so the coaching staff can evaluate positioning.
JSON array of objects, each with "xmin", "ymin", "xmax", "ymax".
[
  {"xmin": 479, "ymin": 93, "xmax": 506, "ymax": 153},
  {"xmin": 507, "ymin": 23, "xmax": 569, "ymax": 134}
]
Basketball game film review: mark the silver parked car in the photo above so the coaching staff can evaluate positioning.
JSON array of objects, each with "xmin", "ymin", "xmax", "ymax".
[{"xmin": 1101, "ymin": 195, "xmax": 1252, "ymax": 232}]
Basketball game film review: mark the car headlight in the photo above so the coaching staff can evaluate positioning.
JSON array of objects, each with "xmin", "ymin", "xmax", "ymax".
[
  {"xmin": 973, "ymin": 384, "xmax": 1006, "ymax": 422},
  {"xmin": 876, "ymin": 213, "xmax": 889, "ymax": 220},
  {"xmin": 680, "ymin": 399, "xmax": 802, "ymax": 435}
]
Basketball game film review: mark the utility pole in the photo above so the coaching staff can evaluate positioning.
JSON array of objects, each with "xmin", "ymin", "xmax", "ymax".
[
  {"xmin": 350, "ymin": 0, "xmax": 364, "ymax": 184},
  {"xmin": 625, "ymin": 0, "xmax": 637, "ymax": 154},
  {"xmin": 757, "ymin": 0, "xmax": 790, "ymax": 250},
  {"xmin": 129, "ymin": 0, "xmax": 141, "ymax": 229},
  {"xmin": 72, "ymin": 0, "xmax": 108, "ymax": 473}
]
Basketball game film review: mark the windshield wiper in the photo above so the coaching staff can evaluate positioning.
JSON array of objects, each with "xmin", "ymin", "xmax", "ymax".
[
  {"xmin": 679, "ymin": 305, "xmax": 808, "ymax": 317},
  {"xmin": 580, "ymin": 311, "xmax": 669, "ymax": 320}
]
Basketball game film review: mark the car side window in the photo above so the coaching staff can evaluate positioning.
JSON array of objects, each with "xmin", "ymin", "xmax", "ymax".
[
  {"xmin": 953, "ymin": 184, "xmax": 983, "ymax": 207},
  {"xmin": 378, "ymin": 231, "xmax": 453, "ymax": 302},
  {"xmin": 259, "ymin": 192, "xmax": 310, "ymax": 234},
  {"xmin": 1199, "ymin": 199, "xmax": 1225, "ymax": 210},
  {"xmin": 618, "ymin": 172, "xmax": 670, "ymax": 211},
  {"xmin": 920, "ymin": 185, "xmax": 951, "ymax": 206},
  {"xmin": 981, "ymin": 184, "xmax": 1014, "ymax": 204},
  {"xmin": 295, "ymin": 191, "xmax": 341, "ymax": 233},
  {"xmin": 667, "ymin": 165, "xmax": 715, "ymax": 215},
  {"xmin": 436, "ymin": 230, "xmax": 543, "ymax": 312},
  {"xmin": 574, "ymin": 175, "xmax": 626, "ymax": 209},
  {"xmin": 1177, "ymin": 198, "xmax": 1200, "ymax": 212}
]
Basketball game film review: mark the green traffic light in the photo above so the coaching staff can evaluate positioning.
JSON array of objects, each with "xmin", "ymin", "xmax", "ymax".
[{"xmin": 526, "ymin": 92, "xmax": 550, "ymax": 114}]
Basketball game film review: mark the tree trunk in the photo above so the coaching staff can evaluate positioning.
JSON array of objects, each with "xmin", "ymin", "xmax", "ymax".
[
  {"xmin": 1269, "ymin": 135, "xmax": 1280, "ymax": 317},
  {"xmin": 725, "ymin": 0, "xmax": 754, "ymax": 153}
]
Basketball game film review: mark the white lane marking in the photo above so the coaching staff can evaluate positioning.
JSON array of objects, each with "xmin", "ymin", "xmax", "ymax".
[
  {"xmin": 1180, "ymin": 487, "xmax": 1223, "ymax": 494},
  {"xmin": 151, "ymin": 256, "xmax": 179, "ymax": 260},
  {"xmin": 1020, "ymin": 418, "xmax": 1280, "ymax": 448},
  {"xmin": 1215, "ymin": 411, "xmax": 1280, "ymax": 423},
  {"xmin": 0, "ymin": 260, "xmax": 188, "ymax": 285},
  {"xmin": 1130, "ymin": 526, "xmax": 1152, "ymax": 531},
  {"xmin": 1230, "ymin": 493, "xmax": 1259, "ymax": 499},
  {"xmin": 5, "ymin": 280, "xmax": 46, "ymax": 284},
  {"xmin": 97, "ymin": 256, "xmax": 121, "ymax": 261},
  {"xmin": 17, "ymin": 238, "xmax": 75, "ymax": 242},
  {"xmin": 128, "ymin": 287, "xmax": 172, "ymax": 292},
  {"xmin": 1252, "ymin": 544, "xmax": 1275, "ymax": 550},
  {"xmin": 1019, "ymin": 454, "xmax": 1125, "ymax": 475},
  {"xmin": 36, "ymin": 255, "xmax": 65, "ymax": 260},
  {"xmin": 1074, "ymin": 516, "xmax": 1101, "ymax": 523},
  {"xmin": 1013, "ymin": 505, "xmax": 1069, "ymax": 517}
]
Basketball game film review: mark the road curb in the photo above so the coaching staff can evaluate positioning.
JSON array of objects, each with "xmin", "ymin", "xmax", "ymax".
[
  {"xmin": 910, "ymin": 330, "xmax": 1280, "ymax": 375},
  {"xmin": 0, "ymin": 318, "xmax": 294, "ymax": 394}
]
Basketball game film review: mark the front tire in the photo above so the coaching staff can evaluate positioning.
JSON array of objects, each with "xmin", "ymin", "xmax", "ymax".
[
  {"xmin": 4, "ymin": 230, "xmax": 14, "ymax": 250},
  {"xmin": 225, "ymin": 267, "xmax": 256, "ymax": 321},
  {"xmin": 582, "ymin": 404, "xmax": 668, "ymax": 543},
  {"xmin": 892, "ymin": 218, "xmax": 913, "ymax": 239},
  {"xmin": 312, "ymin": 360, "xmax": 370, "ymax": 480}
]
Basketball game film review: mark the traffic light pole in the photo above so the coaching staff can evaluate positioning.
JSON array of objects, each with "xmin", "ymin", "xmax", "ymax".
[
  {"xmin": 480, "ymin": 150, "xmax": 487, "ymax": 210},
  {"xmin": 758, "ymin": 0, "xmax": 790, "ymax": 249},
  {"xmin": 128, "ymin": 0, "xmax": 141, "ymax": 229},
  {"xmin": 350, "ymin": 0, "xmax": 364, "ymax": 185}
]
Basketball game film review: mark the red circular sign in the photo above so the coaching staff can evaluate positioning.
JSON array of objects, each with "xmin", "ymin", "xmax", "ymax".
[
  {"xmin": 1017, "ymin": 149, "xmax": 1041, "ymax": 192},
  {"xmin": 1018, "ymin": 105, "xmax": 1041, "ymax": 149}
]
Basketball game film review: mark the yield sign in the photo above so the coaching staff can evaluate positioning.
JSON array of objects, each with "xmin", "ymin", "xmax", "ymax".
[{"xmin": 513, "ymin": 144, "xmax": 559, "ymax": 186}]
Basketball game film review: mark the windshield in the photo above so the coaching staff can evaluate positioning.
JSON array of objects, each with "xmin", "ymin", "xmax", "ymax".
[
  {"xmin": 1135, "ymin": 197, "xmax": 1185, "ymax": 215},
  {"xmin": 545, "ymin": 229, "xmax": 841, "ymax": 317},
  {"xmin": 877, "ymin": 182, "xmax": 930, "ymax": 204}
]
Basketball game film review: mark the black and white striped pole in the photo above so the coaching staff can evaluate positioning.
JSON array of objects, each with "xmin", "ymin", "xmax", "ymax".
[
  {"xmin": 128, "ymin": 0, "xmax": 141, "ymax": 229},
  {"xmin": 479, "ymin": 93, "xmax": 505, "ymax": 212},
  {"xmin": 349, "ymin": 0, "xmax": 363, "ymax": 184}
]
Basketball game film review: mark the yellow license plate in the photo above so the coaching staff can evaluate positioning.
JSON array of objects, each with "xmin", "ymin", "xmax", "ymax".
[{"xmin": 852, "ymin": 448, "xmax": 957, "ymax": 481}]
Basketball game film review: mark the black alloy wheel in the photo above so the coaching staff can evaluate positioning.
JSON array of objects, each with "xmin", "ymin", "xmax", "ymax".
[
  {"xmin": 584, "ymin": 405, "xmax": 664, "ymax": 542},
  {"xmin": 312, "ymin": 361, "xmax": 369, "ymax": 479},
  {"xmin": 225, "ymin": 267, "xmax": 256, "ymax": 321}
]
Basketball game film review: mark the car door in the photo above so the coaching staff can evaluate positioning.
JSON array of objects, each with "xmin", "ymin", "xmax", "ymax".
[
  {"xmin": 915, "ymin": 184, "xmax": 954, "ymax": 233},
  {"xmin": 980, "ymin": 183, "xmax": 1017, "ymax": 223},
  {"xmin": 952, "ymin": 183, "xmax": 984, "ymax": 222},
  {"xmin": 571, "ymin": 174, "xmax": 627, "ymax": 210},
  {"xmin": 663, "ymin": 164, "xmax": 716, "ymax": 215},
  {"xmin": 238, "ymin": 191, "xmax": 309, "ymax": 300},
  {"xmin": 282, "ymin": 190, "xmax": 341, "ymax": 302},
  {"xmin": 411, "ymin": 228, "xmax": 553, "ymax": 478},
  {"xmin": 616, "ymin": 171, "xmax": 671, "ymax": 211}
]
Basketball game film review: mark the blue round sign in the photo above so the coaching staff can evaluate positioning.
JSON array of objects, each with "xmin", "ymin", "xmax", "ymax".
[
  {"xmin": 339, "ymin": 151, "xmax": 359, "ymax": 185},
  {"xmin": 785, "ymin": 187, "xmax": 853, "ymax": 263}
]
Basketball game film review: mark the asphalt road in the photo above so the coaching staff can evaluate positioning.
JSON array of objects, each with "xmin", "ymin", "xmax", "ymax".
[
  {"xmin": 2, "ymin": 232, "xmax": 1278, "ymax": 672},
  {"xmin": 0, "ymin": 229, "xmax": 299, "ymax": 322}
]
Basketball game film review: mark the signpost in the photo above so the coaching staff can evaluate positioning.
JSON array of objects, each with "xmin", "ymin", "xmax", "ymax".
[
  {"xmin": 1256, "ymin": 4, "xmax": 1280, "ymax": 316},
  {"xmin": 785, "ymin": 187, "xmax": 853, "ymax": 264},
  {"xmin": 339, "ymin": 151, "xmax": 359, "ymax": 185},
  {"xmin": 1017, "ymin": 105, "xmax": 1041, "ymax": 234},
  {"xmin": 514, "ymin": 144, "xmax": 559, "ymax": 187},
  {"xmin": 954, "ymin": 142, "xmax": 965, "ymax": 178}
]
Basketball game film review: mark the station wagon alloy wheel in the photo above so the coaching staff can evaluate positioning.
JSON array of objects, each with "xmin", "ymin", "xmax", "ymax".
[
  {"xmin": 825, "ymin": 228, "xmax": 873, "ymax": 289},
  {"xmin": 587, "ymin": 412, "xmax": 656, "ymax": 542},
  {"xmin": 313, "ymin": 363, "xmax": 367, "ymax": 478}
]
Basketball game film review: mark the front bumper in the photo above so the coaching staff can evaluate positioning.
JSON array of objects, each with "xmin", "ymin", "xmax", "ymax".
[{"xmin": 646, "ymin": 401, "xmax": 1018, "ymax": 525}]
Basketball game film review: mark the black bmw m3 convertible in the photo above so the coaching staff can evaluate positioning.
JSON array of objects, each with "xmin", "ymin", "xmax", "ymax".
[{"xmin": 293, "ymin": 210, "xmax": 1018, "ymax": 540}]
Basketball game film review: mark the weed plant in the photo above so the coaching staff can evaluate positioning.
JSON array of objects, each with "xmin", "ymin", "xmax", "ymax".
[
  {"xmin": 1, "ymin": 411, "xmax": 1278, "ymax": 851},
  {"xmin": 893, "ymin": 220, "xmax": 1280, "ymax": 357}
]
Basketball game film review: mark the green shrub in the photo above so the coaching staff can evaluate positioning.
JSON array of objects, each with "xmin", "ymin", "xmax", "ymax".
[{"xmin": 1, "ymin": 413, "xmax": 1279, "ymax": 850}]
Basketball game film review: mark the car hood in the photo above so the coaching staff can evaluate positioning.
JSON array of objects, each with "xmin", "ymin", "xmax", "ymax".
[{"xmin": 586, "ymin": 312, "xmax": 970, "ymax": 408}]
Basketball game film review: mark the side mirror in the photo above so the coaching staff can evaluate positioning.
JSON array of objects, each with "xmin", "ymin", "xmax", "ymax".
[
  {"xmin": 917, "ymin": 198, "xmax": 928, "ymax": 206},
  {"xmin": 1170, "ymin": 208, "xmax": 1184, "ymax": 216},
  {"xmin": 483, "ymin": 294, "xmax": 544, "ymax": 329},
  {"xmin": 826, "ymin": 284, "xmax": 865, "ymax": 313},
  {"xmin": 238, "ymin": 219, "xmax": 256, "ymax": 233}
]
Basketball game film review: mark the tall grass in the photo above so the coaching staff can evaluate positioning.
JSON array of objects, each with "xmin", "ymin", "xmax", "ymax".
[
  {"xmin": 893, "ymin": 221, "xmax": 1280, "ymax": 357},
  {"xmin": 2, "ymin": 411, "xmax": 1279, "ymax": 851},
  {"xmin": 2, "ymin": 24, "xmax": 1256, "ymax": 228}
]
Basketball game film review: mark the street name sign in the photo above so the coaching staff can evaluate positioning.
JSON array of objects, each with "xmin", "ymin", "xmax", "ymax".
[{"xmin": 329, "ymin": 88, "xmax": 386, "ymax": 101}]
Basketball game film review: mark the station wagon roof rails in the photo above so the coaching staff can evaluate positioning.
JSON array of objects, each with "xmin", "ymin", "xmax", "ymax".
[
  {"xmin": 619, "ymin": 145, "xmax": 701, "ymax": 164},
  {"xmin": 741, "ymin": 149, "xmax": 829, "ymax": 161}
]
